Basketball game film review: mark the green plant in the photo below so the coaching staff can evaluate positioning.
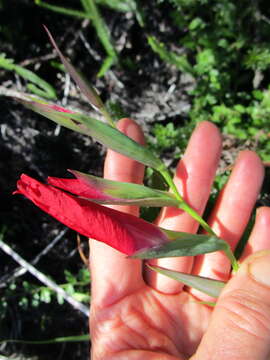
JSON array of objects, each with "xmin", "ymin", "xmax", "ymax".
[
  {"xmin": 149, "ymin": 122, "xmax": 192, "ymax": 157},
  {"xmin": 34, "ymin": 0, "xmax": 144, "ymax": 76},
  {"xmin": 149, "ymin": 0, "xmax": 270, "ymax": 161},
  {"xmin": 19, "ymin": 268, "xmax": 90, "ymax": 308},
  {"xmin": 0, "ymin": 53, "xmax": 57, "ymax": 99},
  {"xmin": 14, "ymin": 29, "xmax": 239, "ymax": 273}
]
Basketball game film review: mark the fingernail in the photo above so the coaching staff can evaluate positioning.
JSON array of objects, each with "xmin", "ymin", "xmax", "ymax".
[
  {"xmin": 248, "ymin": 251, "xmax": 270, "ymax": 287},
  {"xmin": 126, "ymin": 122, "xmax": 145, "ymax": 146},
  {"xmin": 126, "ymin": 122, "xmax": 137, "ymax": 138}
]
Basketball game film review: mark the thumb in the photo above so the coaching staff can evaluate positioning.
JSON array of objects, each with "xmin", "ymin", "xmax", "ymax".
[{"xmin": 192, "ymin": 250, "xmax": 270, "ymax": 360}]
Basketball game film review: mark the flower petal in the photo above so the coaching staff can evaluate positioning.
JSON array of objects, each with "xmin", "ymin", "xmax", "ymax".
[
  {"xmin": 15, "ymin": 174, "xmax": 167, "ymax": 255},
  {"xmin": 47, "ymin": 176, "xmax": 106, "ymax": 200},
  {"xmin": 47, "ymin": 170, "xmax": 179, "ymax": 207}
]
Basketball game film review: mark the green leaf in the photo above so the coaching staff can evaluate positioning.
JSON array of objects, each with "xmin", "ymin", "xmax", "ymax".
[
  {"xmin": 189, "ymin": 17, "xmax": 204, "ymax": 31},
  {"xmin": 72, "ymin": 292, "xmax": 90, "ymax": 302},
  {"xmin": 131, "ymin": 231, "xmax": 228, "ymax": 259},
  {"xmin": 96, "ymin": 0, "xmax": 144, "ymax": 26},
  {"xmin": 16, "ymin": 99, "xmax": 85, "ymax": 134},
  {"xmin": 35, "ymin": 0, "xmax": 92, "ymax": 19},
  {"xmin": 80, "ymin": 0, "xmax": 118, "ymax": 60},
  {"xmin": 0, "ymin": 53, "xmax": 57, "ymax": 99},
  {"xmin": 1, "ymin": 334, "xmax": 89, "ymax": 344},
  {"xmin": 97, "ymin": 55, "xmax": 115, "ymax": 78},
  {"xmin": 17, "ymin": 99, "xmax": 165, "ymax": 171},
  {"xmin": 148, "ymin": 265, "xmax": 225, "ymax": 298},
  {"xmin": 69, "ymin": 169, "xmax": 179, "ymax": 206},
  {"xmin": 69, "ymin": 112, "xmax": 165, "ymax": 171},
  {"xmin": 148, "ymin": 36, "xmax": 195, "ymax": 75},
  {"xmin": 44, "ymin": 26, "xmax": 113, "ymax": 124},
  {"xmin": 40, "ymin": 288, "xmax": 51, "ymax": 303}
]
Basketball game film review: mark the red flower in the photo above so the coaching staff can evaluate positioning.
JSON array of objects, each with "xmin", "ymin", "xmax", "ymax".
[{"xmin": 15, "ymin": 174, "xmax": 167, "ymax": 255}]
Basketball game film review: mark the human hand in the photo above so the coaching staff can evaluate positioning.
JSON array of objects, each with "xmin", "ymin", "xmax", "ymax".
[{"xmin": 90, "ymin": 119, "xmax": 270, "ymax": 360}]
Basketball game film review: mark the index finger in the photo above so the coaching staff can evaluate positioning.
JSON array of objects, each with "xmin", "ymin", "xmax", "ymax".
[{"xmin": 89, "ymin": 118, "xmax": 146, "ymax": 308}]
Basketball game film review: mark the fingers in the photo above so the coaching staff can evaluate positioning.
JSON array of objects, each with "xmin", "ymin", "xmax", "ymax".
[
  {"xmin": 190, "ymin": 151, "xmax": 264, "ymax": 300},
  {"xmin": 146, "ymin": 121, "xmax": 222, "ymax": 294},
  {"xmin": 191, "ymin": 250, "xmax": 270, "ymax": 360},
  {"xmin": 90, "ymin": 118, "xmax": 145, "ymax": 307},
  {"xmin": 241, "ymin": 207, "xmax": 270, "ymax": 260}
]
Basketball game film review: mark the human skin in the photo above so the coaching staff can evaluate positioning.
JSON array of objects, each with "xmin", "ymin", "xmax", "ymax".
[{"xmin": 90, "ymin": 119, "xmax": 270, "ymax": 360}]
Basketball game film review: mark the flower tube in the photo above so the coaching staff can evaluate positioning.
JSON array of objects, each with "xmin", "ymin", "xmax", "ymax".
[{"xmin": 15, "ymin": 174, "xmax": 167, "ymax": 255}]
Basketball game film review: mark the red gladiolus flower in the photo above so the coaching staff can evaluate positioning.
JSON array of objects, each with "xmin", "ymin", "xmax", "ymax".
[{"xmin": 15, "ymin": 174, "xmax": 167, "ymax": 255}]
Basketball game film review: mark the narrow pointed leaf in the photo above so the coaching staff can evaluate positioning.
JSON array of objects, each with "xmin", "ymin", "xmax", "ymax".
[
  {"xmin": 66, "ymin": 112, "xmax": 165, "ymax": 171},
  {"xmin": 1, "ymin": 333, "xmax": 89, "ymax": 344},
  {"xmin": 80, "ymin": 0, "xmax": 118, "ymax": 59},
  {"xmin": 131, "ymin": 231, "xmax": 229, "ymax": 259},
  {"xmin": 16, "ymin": 98, "xmax": 86, "ymax": 134},
  {"xmin": 47, "ymin": 170, "xmax": 179, "ymax": 207},
  {"xmin": 17, "ymin": 97, "xmax": 165, "ymax": 171},
  {"xmin": 148, "ymin": 265, "xmax": 225, "ymax": 298},
  {"xmin": 0, "ymin": 54, "xmax": 57, "ymax": 100},
  {"xmin": 35, "ymin": 0, "xmax": 92, "ymax": 20},
  {"xmin": 44, "ymin": 26, "xmax": 106, "ymax": 113}
]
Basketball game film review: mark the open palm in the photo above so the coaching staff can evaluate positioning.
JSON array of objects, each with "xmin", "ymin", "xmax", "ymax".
[
  {"xmin": 90, "ymin": 119, "xmax": 269, "ymax": 359},
  {"xmin": 91, "ymin": 280, "xmax": 213, "ymax": 359}
]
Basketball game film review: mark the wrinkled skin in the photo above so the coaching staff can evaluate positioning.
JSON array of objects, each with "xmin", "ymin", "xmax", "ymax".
[{"xmin": 90, "ymin": 119, "xmax": 270, "ymax": 360}]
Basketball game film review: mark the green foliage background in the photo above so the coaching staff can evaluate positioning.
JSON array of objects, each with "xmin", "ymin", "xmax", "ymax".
[{"xmin": 149, "ymin": 0, "xmax": 270, "ymax": 160}]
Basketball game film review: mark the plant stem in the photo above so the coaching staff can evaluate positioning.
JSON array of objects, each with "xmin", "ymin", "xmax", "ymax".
[
  {"xmin": 35, "ymin": 0, "xmax": 92, "ymax": 19},
  {"xmin": 161, "ymin": 169, "xmax": 239, "ymax": 271},
  {"xmin": 161, "ymin": 169, "xmax": 216, "ymax": 235},
  {"xmin": 224, "ymin": 246, "xmax": 239, "ymax": 272},
  {"xmin": 179, "ymin": 202, "xmax": 216, "ymax": 236}
]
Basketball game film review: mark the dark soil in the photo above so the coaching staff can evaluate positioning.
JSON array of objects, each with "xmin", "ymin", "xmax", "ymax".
[{"xmin": 0, "ymin": 1, "xmax": 269, "ymax": 359}]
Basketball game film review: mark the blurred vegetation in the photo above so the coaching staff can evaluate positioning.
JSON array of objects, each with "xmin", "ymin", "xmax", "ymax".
[{"xmin": 1, "ymin": 0, "xmax": 270, "ymax": 358}]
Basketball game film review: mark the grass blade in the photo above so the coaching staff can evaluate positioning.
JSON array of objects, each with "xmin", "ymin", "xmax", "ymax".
[
  {"xmin": 17, "ymin": 98, "xmax": 165, "ymax": 170},
  {"xmin": 148, "ymin": 36, "xmax": 195, "ymax": 75},
  {"xmin": 0, "ymin": 54, "xmax": 57, "ymax": 99},
  {"xmin": 69, "ymin": 112, "xmax": 165, "ymax": 170},
  {"xmin": 1, "ymin": 334, "xmax": 89, "ymax": 344},
  {"xmin": 80, "ymin": 0, "xmax": 118, "ymax": 59},
  {"xmin": 44, "ymin": 26, "xmax": 113, "ymax": 125}
]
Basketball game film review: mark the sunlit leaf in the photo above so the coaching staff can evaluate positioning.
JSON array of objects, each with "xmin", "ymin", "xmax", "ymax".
[
  {"xmin": 44, "ymin": 26, "xmax": 106, "ymax": 114},
  {"xmin": 16, "ymin": 98, "xmax": 84, "ymax": 133},
  {"xmin": 148, "ymin": 265, "xmax": 225, "ymax": 298},
  {"xmin": 17, "ymin": 98, "xmax": 165, "ymax": 171},
  {"xmin": 68, "ymin": 112, "xmax": 165, "ymax": 171},
  {"xmin": 131, "ymin": 231, "xmax": 228, "ymax": 259}
]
